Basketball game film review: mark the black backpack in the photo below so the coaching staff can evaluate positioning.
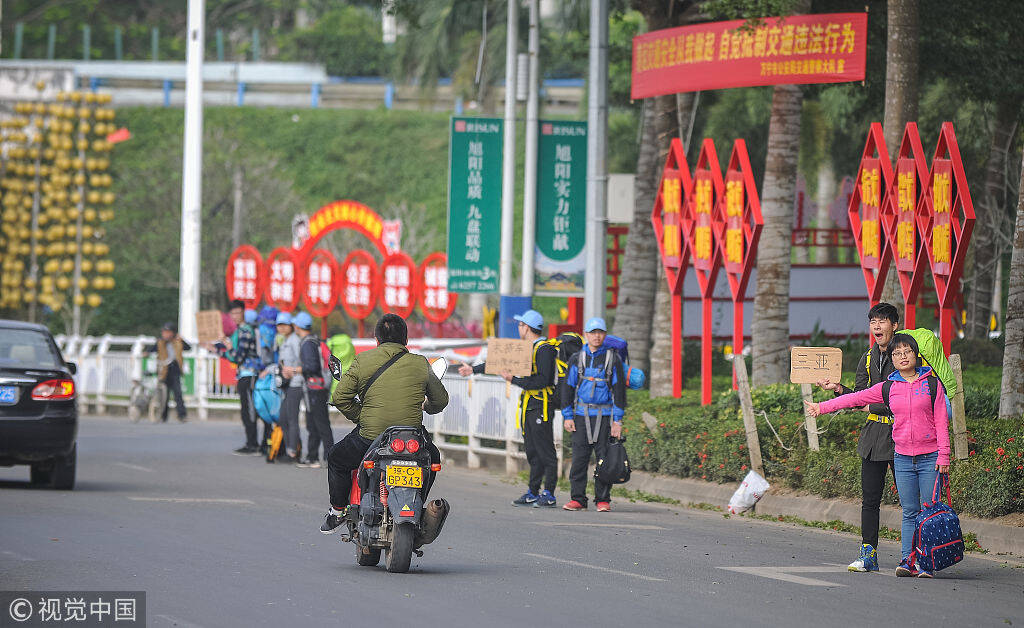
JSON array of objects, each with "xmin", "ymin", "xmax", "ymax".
[
  {"xmin": 881, "ymin": 375, "xmax": 938, "ymax": 415},
  {"xmin": 594, "ymin": 436, "xmax": 631, "ymax": 485},
  {"xmin": 553, "ymin": 332, "xmax": 584, "ymax": 385}
]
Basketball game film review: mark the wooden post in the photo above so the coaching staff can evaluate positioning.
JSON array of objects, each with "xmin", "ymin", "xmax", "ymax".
[
  {"xmin": 801, "ymin": 383, "xmax": 820, "ymax": 451},
  {"xmin": 733, "ymin": 356, "xmax": 764, "ymax": 478},
  {"xmin": 948, "ymin": 354, "xmax": 968, "ymax": 460}
]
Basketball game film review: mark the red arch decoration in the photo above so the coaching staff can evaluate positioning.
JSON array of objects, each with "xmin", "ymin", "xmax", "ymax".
[{"xmin": 297, "ymin": 200, "xmax": 387, "ymax": 259}]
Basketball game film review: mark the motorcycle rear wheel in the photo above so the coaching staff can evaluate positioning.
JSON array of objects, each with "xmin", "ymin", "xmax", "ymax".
[
  {"xmin": 356, "ymin": 546, "xmax": 381, "ymax": 567},
  {"xmin": 385, "ymin": 523, "xmax": 415, "ymax": 573}
]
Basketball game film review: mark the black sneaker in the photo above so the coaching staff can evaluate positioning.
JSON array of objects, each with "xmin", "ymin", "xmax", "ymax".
[
  {"xmin": 321, "ymin": 509, "xmax": 345, "ymax": 534},
  {"xmin": 233, "ymin": 445, "xmax": 257, "ymax": 456},
  {"xmin": 276, "ymin": 453, "xmax": 299, "ymax": 465}
]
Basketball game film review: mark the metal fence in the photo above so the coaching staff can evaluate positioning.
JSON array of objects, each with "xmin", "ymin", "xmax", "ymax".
[{"xmin": 56, "ymin": 335, "xmax": 559, "ymax": 471}]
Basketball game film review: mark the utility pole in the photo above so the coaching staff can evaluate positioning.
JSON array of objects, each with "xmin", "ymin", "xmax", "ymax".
[
  {"xmin": 178, "ymin": 0, "xmax": 205, "ymax": 342},
  {"xmin": 584, "ymin": 0, "xmax": 608, "ymax": 321},
  {"xmin": 520, "ymin": 0, "xmax": 540, "ymax": 297},
  {"xmin": 499, "ymin": 0, "xmax": 518, "ymax": 297}
]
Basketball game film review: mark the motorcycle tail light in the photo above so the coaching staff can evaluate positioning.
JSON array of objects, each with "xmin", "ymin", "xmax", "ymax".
[
  {"xmin": 31, "ymin": 379, "xmax": 76, "ymax": 400},
  {"xmin": 390, "ymin": 439, "xmax": 406, "ymax": 453},
  {"xmin": 431, "ymin": 463, "xmax": 442, "ymax": 472},
  {"xmin": 362, "ymin": 460, "xmax": 375, "ymax": 469},
  {"xmin": 405, "ymin": 439, "xmax": 420, "ymax": 453}
]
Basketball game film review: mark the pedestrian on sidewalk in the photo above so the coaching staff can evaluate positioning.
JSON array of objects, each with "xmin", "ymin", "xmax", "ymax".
[
  {"xmin": 814, "ymin": 302, "xmax": 957, "ymax": 573},
  {"xmin": 275, "ymin": 311, "xmax": 303, "ymax": 464},
  {"xmin": 807, "ymin": 332, "xmax": 951, "ymax": 579},
  {"xmin": 218, "ymin": 301, "xmax": 262, "ymax": 455},
  {"xmin": 148, "ymin": 322, "xmax": 190, "ymax": 423},
  {"xmin": 458, "ymin": 309, "xmax": 559, "ymax": 507},
  {"xmin": 559, "ymin": 317, "xmax": 626, "ymax": 512},
  {"xmin": 293, "ymin": 312, "xmax": 333, "ymax": 469}
]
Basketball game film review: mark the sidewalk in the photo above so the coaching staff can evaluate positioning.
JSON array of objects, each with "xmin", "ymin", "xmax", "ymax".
[{"xmin": 627, "ymin": 469, "xmax": 1023, "ymax": 557}]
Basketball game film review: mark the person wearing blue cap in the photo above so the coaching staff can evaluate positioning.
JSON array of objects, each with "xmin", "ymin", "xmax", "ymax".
[
  {"xmin": 275, "ymin": 311, "xmax": 304, "ymax": 463},
  {"xmin": 292, "ymin": 312, "xmax": 334, "ymax": 469},
  {"xmin": 458, "ymin": 309, "xmax": 560, "ymax": 507},
  {"xmin": 218, "ymin": 299, "xmax": 262, "ymax": 453},
  {"xmin": 560, "ymin": 317, "xmax": 627, "ymax": 512}
]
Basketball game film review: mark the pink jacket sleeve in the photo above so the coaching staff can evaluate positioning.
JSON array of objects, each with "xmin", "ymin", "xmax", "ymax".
[
  {"xmin": 818, "ymin": 382, "xmax": 885, "ymax": 414},
  {"xmin": 934, "ymin": 381, "xmax": 951, "ymax": 466}
]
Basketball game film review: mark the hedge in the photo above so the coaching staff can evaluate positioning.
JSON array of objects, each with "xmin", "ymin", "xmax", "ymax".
[{"xmin": 622, "ymin": 383, "xmax": 1024, "ymax": 519}]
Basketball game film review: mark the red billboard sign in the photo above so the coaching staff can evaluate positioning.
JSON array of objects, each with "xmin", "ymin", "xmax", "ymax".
[
  {"xmin": 302, "ymin": 249, "xmax": 339, "ymax": 317},
  {"xmin": 263, "ymin": 247, "xmax": 301, "ymax": 312},
  {"xmin": 381, "ymin": 252, "xmax": 419, "ymax": 319},
  {"xmin": 225, "ymin": 245, "xmax": 263, "ymax": 308},
  {"xmin": 631, "ymin": 13, "xmax": 867, "ymax": 99},
  {"xmin": 848, "ymin": 122, "xmax": 894, "ymax": 303},
  {"xmin": 418, "ymin": 252, "xmax": 458, "ymax": 323},
  {"xmin": 338, "ymin": 249, "xmax": 379, "ymax": 321}
]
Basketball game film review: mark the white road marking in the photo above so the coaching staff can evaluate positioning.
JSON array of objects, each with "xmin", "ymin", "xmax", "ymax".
[
  {"xmin": 2, "ymin": 550, "xmax": 36, "ymax": 561},
  {"xmin": 718, "ymin": 565, "xmax": 849, "ymax": 587},
  {"xmin": 524, "ymin": 552, "xmax": 666, "ymax": 582},
  {"xmin": 531, "ymin": 522, "xmax": 667, "ymax": 530},
  {"xmin": 128, "ymin": 497, "xmax": 254, "ymax": 504},
  {"xmin": 114, "ymin": 462, "xmax": 154, "ymax": 473},
  {"xmin": 154, "ymin": 614, "xmax": 205, "ymax": 628}
]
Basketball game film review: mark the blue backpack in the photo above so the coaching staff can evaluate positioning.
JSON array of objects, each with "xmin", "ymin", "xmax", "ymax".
[
  {"xmin": 603, "ymin": 335, "xmax": 645, "ymax": 390},
  {"xmin": 912, "ymin": 473, "xmax": 964, "ymax": 573},
  {"xmin": 252, "ymin": 372, "xmax": 282, "ymax": 424}
]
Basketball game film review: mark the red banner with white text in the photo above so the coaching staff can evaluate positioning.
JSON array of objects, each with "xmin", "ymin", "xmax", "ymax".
[{"xmin": 631, "ymin": 13, "xmax": 867, "ymax": 99}]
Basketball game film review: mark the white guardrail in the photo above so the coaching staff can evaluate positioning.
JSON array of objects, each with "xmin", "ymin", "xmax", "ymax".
[{"xmin": 54, "ymin": 335, "xmax": 561, "ymax": 472}]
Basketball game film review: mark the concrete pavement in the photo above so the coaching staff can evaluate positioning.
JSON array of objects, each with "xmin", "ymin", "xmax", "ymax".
[{"xmin": 1, "ymin": 415, "xmax": 1022, "ymax": 627}]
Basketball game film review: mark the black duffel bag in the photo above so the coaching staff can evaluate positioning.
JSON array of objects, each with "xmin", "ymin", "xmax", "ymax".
[{"xmin": 594, "ymin": 436, "xmax": 631, "ymax": 485}]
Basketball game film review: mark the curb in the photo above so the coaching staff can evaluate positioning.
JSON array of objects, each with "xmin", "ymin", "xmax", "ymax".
[{"xmin": 628, "ymin": 469, "xmax": 1023, "ymax": 557}]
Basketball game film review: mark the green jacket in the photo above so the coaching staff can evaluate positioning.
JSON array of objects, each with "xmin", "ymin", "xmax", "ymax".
[{"xmin": 330, "ymin": 342, "xmax": 449, "ymax": 439}]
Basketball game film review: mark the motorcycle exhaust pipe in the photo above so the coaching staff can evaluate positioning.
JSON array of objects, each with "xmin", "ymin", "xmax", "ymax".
[{"xmin": 415, "ymin": 498, "xmax": 450, "ymax": 547}]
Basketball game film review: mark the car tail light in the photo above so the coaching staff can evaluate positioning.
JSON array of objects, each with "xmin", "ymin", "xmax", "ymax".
[
  {"xmin": 390, "ymin": 439, "xmax": 406, "ymax": 453},
  {"xmin": 31, "ymin": 379, "xmax": 75, "ymax": 400},
  {"xmin": 405, "ymin": 439, "xmax": 420, "ymax": 453}
]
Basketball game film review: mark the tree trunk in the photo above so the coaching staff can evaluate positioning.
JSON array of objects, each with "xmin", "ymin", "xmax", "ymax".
[
  {"xmin": 649, "ymin": 265, "xmax": 679, "ymax": 397},
  {"xmin": 814, "ymin": 159, "xmax": 837, "ymax": 264},
  {"xmin": 752, "ymin": 84, "xmax": 803, "ymax": 387},
  {"xmin": 967, "ymin": 99, "xmax": 1019, "ymax": 338},
  {"xmin": 880, "ymin": 0, "xmax": 920, "ymax": 319},
  {"xmin": 998, "ymin": 151, "xmax": 1024, "ymax": 419},
  {"xmin": 231, "ymin": 164, "xmax": 244, "ymax": 250}
]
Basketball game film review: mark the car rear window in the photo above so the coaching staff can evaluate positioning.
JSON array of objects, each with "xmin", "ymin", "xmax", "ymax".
[{"xmin": 0, "ymin": 329, "xmax": 63, "ymax": 370}]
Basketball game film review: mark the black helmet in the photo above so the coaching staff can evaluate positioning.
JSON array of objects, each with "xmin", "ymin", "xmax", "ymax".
[{"xmin": 162, "ymin": 322, "xmax": 177, "ymax": 333}]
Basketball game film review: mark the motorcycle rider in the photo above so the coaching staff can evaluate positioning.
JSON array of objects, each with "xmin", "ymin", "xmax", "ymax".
[{"xmin": 320, "ymin": 313, "xmax": 448, "ymax": 534}]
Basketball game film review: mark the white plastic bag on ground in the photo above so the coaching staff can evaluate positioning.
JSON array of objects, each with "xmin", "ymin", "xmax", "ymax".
[{"xmin": 727, "ymin": 470, "xmax": 770, "ymax": 514}]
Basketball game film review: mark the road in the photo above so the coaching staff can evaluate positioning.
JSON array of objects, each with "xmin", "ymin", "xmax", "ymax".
[{"xmin": 1, "ymin": 416, "xmax": 1022, "ymax": 627}]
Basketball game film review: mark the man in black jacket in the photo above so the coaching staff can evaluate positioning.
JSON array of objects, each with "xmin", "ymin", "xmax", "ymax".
[
  {"xmin": 293, "ymin": 312, "xmax": 333, "ymax": 468},
  {"xmin": 459, "ymin": 309, "xmax": 559, "ymax": 508}
]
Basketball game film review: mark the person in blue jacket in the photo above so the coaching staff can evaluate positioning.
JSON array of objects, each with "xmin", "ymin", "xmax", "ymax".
[{"xmin": 559, "ymin": 317, "xmax": 627, "ymax": 512}]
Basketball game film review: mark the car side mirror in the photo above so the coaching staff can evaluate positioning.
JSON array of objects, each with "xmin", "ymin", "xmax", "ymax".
[{"xmin": 66, "ymin": 361, "xmax": 77, "ymax": 375}]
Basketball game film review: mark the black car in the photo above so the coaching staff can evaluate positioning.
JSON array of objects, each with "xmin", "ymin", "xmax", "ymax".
[{"xmin": 0, "ymin": 319, "xmax": 78, "ymax": 489}]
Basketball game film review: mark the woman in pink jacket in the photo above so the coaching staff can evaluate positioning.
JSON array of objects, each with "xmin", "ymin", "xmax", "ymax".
[{"xmin": 805, "ymin": 332, "xmax": 950, "ymax": 578}]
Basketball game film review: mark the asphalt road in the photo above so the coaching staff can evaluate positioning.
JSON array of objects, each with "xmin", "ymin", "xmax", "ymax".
[{"xmin": 1, "ymin": 416, "xmax": 1022, "ymax": 628}]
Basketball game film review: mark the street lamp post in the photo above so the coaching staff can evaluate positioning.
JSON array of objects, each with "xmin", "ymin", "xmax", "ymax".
[{"xmin": 178, "ymin": 0, "xmax": 205, "ymax": 342}]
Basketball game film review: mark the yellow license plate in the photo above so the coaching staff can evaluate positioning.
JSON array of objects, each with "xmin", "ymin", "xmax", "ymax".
[{"xmin": 385, "ymin": 465, "xmax": 423, "ymax": 488}]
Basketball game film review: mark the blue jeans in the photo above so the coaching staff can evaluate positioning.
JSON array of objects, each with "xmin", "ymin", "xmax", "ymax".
[{"xmin": 893, "ymin": 451, "xmax": 939, "ymax": 561}]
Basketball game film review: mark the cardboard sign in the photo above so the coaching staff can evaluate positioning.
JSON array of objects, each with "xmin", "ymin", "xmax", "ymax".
[
  {"xmin": 196, "ymin": 310, "xmax": 225, "ymax": 344},
  {"xmin": 789, "ymin": 346, "xmax": 843, "ymax": 384},
  {"xmin": 484, "ymin": 338, "xmax": 533, "ymax": 377}
]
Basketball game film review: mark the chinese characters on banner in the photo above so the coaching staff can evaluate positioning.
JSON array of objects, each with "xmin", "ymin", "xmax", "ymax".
[
  {"xmin": 225, "ymin": 244, "xmax": 263, "ymax": 308},
  {"xmin": 263, "ymin": 247, "xmax": 301, "ymax": 311},
  {"xmin": 338, "ymin": 249, "xmax": 379, "ymax": 321},
  {"xmin": 661, "ymin": 177, "xmax": 684, "ymax": 268},
  {"xmin": 631, "ymin": 13, "xmax": 867, "ymax": 98},
  {"xmin": 859, "ymin": 158, "xmax": 882, "ymax": 267},
  {"xmin": 303, "ymin": 249, "xmax": 339, "ymax": 317},
  {"xmin": 447, "ymin": 117, "xmax": 502, "ymax": 293},
  {"xmin": 419, "ymin": 252, "xmax": 458, "ymax": 323},
  {"xmin": 693, "ymin": 170, "xmax": 715, "ymax": 271},
  {"xmin": 534, "ymin": 120, "xmax": 587, "ymax": 295},
  {"xmin": 382, "ymin": 252, "xmax": 418, "ymax": 318},
  {"xmin": 895, "ymin": 158, "xmax": 917, "ymax": 271},
  {"xmin": 931, "ymin": 159, "xmax": 953, "ymax": 275},
  {"xmin": 724, "ymin": 172, "xmax": 745, "ymax": 271}
]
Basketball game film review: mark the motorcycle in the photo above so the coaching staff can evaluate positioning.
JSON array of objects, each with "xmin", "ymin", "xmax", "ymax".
[{"xmin": 328, "ymin": 354, "xmax": 452, "ymax": 573}]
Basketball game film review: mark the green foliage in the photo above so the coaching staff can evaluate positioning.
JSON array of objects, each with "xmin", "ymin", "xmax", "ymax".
[
  {"xmin": 623, "ymin": 385, "xmax": 1024, "ymax": 518},
  {"xmin": 280, "ymin": 6, "xmax": 391, "ymax": 76},
  {"xmin": 951, "ymin": 338, "xmax": 1004, "ymax": 368}
]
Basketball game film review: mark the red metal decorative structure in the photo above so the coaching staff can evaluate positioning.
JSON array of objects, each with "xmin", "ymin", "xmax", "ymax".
[
  {"xmin": 880, "ymin": 122, "xmax": 929, "ymax": 329},
  {"xmin": 919, "ymin": 122, "xmax": 974, "ymax": 352},
  {"xmin": 651, "ymin": 138, "xmax": 693, "ymax": 398},
  {"xmin": 338, "ymin": 249, "xmax": 380, "ymax": 337},
  {"xmin": 225, "ymin": 244, "xmax": 264, "ymax": 308},
  {"xmin": 713, "ymin": 139, "xmax": 763, "ymax": 390},
  {"xmin": 849, "ymin": 122, "xmax": 895, "ymax": 307},
  {"xmin": 419, "ymin": 252, "xmax": 459, "ymax": 324},
  {"xmin": 380, "ymin": 252, "xmax": 419, "ymax": 319},
  {"xmin": 680, "ymin": 138, "xmax": 724, "ymax": 405},
  {"xmin": 262, "ymin": 247, "xmax": 302, "ymax": 312},
  {"xmin": 302, "ymin": 249, "xmax": 340, "ymax": 318}
]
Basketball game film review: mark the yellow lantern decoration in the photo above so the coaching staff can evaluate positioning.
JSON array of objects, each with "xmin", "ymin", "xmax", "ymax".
[
  {"xmin": 74, "ymin": 293, "xmax": 85, "ymax": 306},
  {"xmin": 86, "ymin": 294, "xmax": 102, "ymax": 308}
]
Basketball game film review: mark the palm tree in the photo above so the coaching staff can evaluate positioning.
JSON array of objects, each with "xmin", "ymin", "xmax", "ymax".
[{"xmin": 999, "ymin": 150, "xmax": 1024, "ymax": 419}]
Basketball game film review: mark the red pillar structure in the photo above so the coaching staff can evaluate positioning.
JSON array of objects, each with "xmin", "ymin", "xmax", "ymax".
[
  {"xmin": 680, "ymin": 139, "xmax": 724, "ymax": 406},
  {"xmin": 713, "ymin": 139, "xmax": 762, "ymax": 391},
  {"xmin": 651, "ymin": 138, "xmax": 692, "ymax": 398}
]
